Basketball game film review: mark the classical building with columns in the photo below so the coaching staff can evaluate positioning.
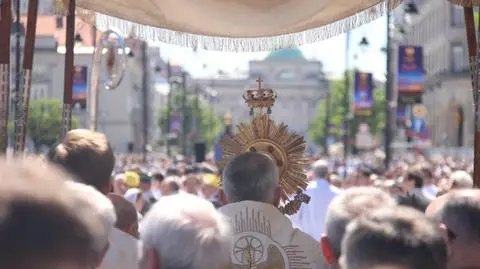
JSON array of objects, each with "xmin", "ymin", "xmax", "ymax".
[{"xmin": 194, "ymin": 48, "xmax": 329, "ymax": 139}]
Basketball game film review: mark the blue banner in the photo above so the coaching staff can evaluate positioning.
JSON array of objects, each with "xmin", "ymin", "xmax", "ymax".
[
  {"xmin": 353, "ymin": 72, "xmax": 373, "ymax": 116},
  {"xmin": 72, "ymin": 65, "xmax": 88, "ymax": 110},
  {"xmin": 397, "ymin": 46, "xmax": 425, "ymax": 95}
]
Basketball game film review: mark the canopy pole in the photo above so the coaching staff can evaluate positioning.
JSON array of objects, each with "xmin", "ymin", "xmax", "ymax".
[
  {"xmin": 0, "ymin": 0, "xmax": 12, "ymax": 154},
  {"xmin": 463, "ymin": 7, "xmax": 480, "ymax": 187},
  {"xmin": 14, "ymin": 0, "xmax": 38, "ymax": 154},
  {"xmin": 61, "ymin": 0, "xmax": 75, "ymax": 139}
]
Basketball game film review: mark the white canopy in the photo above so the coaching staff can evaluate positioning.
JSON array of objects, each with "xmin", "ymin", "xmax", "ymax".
[{"xmin": 57, "ymin": 0, "xmax": 402, "ymax": 51}]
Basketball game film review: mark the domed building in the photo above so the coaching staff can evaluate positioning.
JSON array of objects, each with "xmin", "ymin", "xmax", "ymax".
[{"xmin": 194, "ymin": 48, "xmax": 329, "ymax": 137}]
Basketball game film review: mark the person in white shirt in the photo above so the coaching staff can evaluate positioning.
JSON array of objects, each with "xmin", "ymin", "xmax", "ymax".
[{"xmin": 290, "ymin": 159, "xmax": 341, "ymax": 241}]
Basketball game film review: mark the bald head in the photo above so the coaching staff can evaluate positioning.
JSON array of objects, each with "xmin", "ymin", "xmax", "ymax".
[{"xmin": 107, "ymin": 193, "xmax": 138, "ymax": 238}]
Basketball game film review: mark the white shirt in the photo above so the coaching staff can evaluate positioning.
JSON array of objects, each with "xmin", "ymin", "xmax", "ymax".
[
  {"xmin": 289, "ymin": 179, "xmax": 341, "ymax": 241},
  {"xmin": 423, "ymin": 184, "xmax": 438, "ymax": 199},
  {"xmin": 99, "ymin": 228, "xmax": 139, "ymax": 269}
]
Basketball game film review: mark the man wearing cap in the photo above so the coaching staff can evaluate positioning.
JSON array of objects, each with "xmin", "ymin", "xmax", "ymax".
[{"xmin": 200, "ymin": 173, "xmax": 222, "ymax": 208}]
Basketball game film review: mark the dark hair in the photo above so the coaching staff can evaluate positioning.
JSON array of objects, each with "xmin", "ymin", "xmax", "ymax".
[
  {"xmin": 152, "ymin": 173, "xmax": 165, "ymax": 182},
  {"xmin": 0, "ymin": 160, "xmax": 104, "ymax": 269},
  {"xmin": 405, "ymin": 167, "xmax": 425, "ymax": 188},
  {"xmin": 417, "ymin": 162, "xmax": 433, "ymax": 179},
  {"xmin": 342, "ymin": 206, "xmax": 447, "ymax": 269},
  {"xmin": 48, "ymin": 129, "xmax": 114, "ymax": 194}
]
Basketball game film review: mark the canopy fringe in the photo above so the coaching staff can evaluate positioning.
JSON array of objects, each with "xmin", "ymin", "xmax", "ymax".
[{"xmin": 44, "ymin": 0, "xmax": 398, "ymax": 52}]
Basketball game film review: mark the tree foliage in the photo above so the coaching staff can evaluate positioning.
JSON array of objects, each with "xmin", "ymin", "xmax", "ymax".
[
  {"xmin": 158, "ymin": 88, "xmax": 222, "ymax": 149},
  {"xmin": 308, "ymin": 77, "xmax": 386, "ymax": 147},
  {"xmin": 9, "ymin": 99, "xmax": 79, "ymax": 151}
]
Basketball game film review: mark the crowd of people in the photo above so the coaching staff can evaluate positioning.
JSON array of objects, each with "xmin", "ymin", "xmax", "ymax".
[{"xmin": 0, "ymin": 128, "xmax": 479, "ymax": 269}]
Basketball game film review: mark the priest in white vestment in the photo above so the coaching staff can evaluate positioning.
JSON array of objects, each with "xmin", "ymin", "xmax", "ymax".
[
  {"xmin": 290, "ymin": 160, "xmax": 340, "ymax": 241},
  {"xmin": 219, "ymin": 152, "xmax": 330, "ymax": 269}
]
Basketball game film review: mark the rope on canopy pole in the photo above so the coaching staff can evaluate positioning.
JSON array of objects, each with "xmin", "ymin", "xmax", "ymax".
[
  {"xmin": 0, "ymin": 0, "xmax": 12, "ymax": 154},
  {"xmin": 61, "ymin": 0, "xmax": 75, "ymax": 139},
  {"xmin": 14, "ymin": 0, "xmax": 38, "ymax": 154},
  {"xmin": 462, "ymin": 6, "xmax": 480, "ymax": 187}
]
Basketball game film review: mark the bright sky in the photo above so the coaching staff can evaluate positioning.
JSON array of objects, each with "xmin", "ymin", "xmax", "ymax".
[{"xmin": 157, "ymin": 16, "xmax": 387, "ymax": 81}]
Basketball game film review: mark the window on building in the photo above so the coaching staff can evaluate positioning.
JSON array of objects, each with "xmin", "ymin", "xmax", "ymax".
[
  {"xmin": 55, "ymin": 16, "xmax": 64, "ymax": 29},
  {"xmin": 277, "ymin": 69, "xmax": 296, "ymax": 80},
  {"xmin": 451, "ymin": 44, "xmax": 467, "ymax": 73},
  {"xmin": 451, "ymin": 5, "xmax": 465, "ymax": 27}
]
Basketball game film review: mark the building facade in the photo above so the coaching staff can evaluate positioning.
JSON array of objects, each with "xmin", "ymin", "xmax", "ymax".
[
  {"xmin": 194, "ymin": 48, "xmax": 329, "ymax": 138},
  {"xmin": 10, "ymin": 15, "xmax": 161, "ymax": 153},
  {"xmin": 402, "ymin": 0, "xmax": 473, "ymax": 147}
]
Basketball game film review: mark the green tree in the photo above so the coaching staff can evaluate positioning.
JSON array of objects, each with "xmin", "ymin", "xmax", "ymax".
[
  {"xmin": 158, "ymin": 88, "xmax": 222, "ymax": 149},
  {"xmin": 308, "ymin": 76, "xmax": 385, "ymax": 147},
  {"xmin": 26, "ymin": 99, "xmax": 79, "ymax": 151}
]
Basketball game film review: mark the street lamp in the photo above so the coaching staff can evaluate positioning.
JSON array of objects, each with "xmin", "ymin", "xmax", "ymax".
[{"xmin": 359, "ymin": 37, "xmax": 369, "ymax": 47}]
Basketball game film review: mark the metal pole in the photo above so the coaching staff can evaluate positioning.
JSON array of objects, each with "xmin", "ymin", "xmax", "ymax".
[
  {"xmin": 324, "ymin": 90, "xmax": 331, "ymax": 155},
  {"xmin": 181, "ymin": 71, "xmax": 187, "ymax": 156},
  {"xmin": 14, "ymin": 0, "xmax": 38, "ymax": 154},
  {"xmin": 12, "ymin": 0, "xmax": 21, "ymax": 150},
  {"xmin": 141, "ymin": 41, "xmax": 148, "ymax": 162},
  {"xmin": 61, "ymin": 0, "xmax": 76, "ymax": 139},
  {"xmin": 165, "ymin": 61, "xmax": 172, "ymax": 156},
  {"xmin": 0, "ymin": 0, "xmax": 12, "ymax": 154},
  {"xmin": 384, "ymin": 7, "xmax": 393, "ymax": 169},
  {"xmin": 343, "ymin": 31, "xmax": 351, "ymax": 164},
  {"xmin": 194, "ymin": 84, "xmax": 200, "ymax": 140}
]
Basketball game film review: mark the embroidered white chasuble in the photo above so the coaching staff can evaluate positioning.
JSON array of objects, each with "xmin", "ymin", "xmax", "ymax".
[{"xmin": 219, "ymin": 201, "xmax": 330, "ymax": 269}]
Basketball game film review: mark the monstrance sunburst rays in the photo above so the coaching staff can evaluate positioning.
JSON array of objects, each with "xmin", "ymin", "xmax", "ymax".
[{"xmin": 219, "ymin": 114, "xmax": 309, "ymax": 201}]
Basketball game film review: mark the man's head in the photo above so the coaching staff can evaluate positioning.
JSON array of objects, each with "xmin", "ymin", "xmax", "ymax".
[
  {"xmin": 417, "ymin": 162, "xmax": 433, "ymax": 185},
  {"xmin": 428, "ymin": 190, "xmax": 480, "ymax": 269},
  {"xmin": 0, "ymin": 159, "xmax": 108, "ymax": 269},
  {"xmin": 341, "ymin": 206, "xmax": 447, "ymax": 269},
  {"xmin": 160, "ymin": 177, "xmax": 180, "ymax": 196},
  {"xmin": 312, "ymin": 159, "xmax": 329, "ymax": 181},
  {"xmin": 108, "ymin": 193, "xmax": 139, "ymax": 239},
  {"xmin": 151, "ymin": 173, "xmax": 165, "ymax": 189},
  {"xmin": 402, "ymin": 166, "xmax": 425, "ymax": 191},
  {"xmin": 140, "ymin": 194, "xmax": 231, "ymax": 269},
  {"xmin": 322, "ymin": 187, "xmax": 397, "ymax": 268},
  {"xmin": 220, "ymin": 152, "xmax": 280, "ymax": 205},
  {"xmin": 48, "ymin": 129, "xmax": 115, "ymax": 194}
]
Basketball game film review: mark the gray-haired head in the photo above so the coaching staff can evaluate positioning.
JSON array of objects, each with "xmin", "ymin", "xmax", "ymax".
[
  {"xmin": 441, "ymin": 190, "xmax": 480, "ymax": 245},
  {"xmin": 325, "ymin": 187, "xmax": 397, "ymax": 260},
  {"xmin": 341, "ymin": 206, "xmax": 447, "ymax": 269},
  {"xmin": 222, "ymin": 152, "xmax": 279, "ymax": 203},
  {"xmin": 140, "ymin": 193, "xmax": 231, "ymax": 269},
  {"xmin": 449, "ymin": 170, "xmax": 474, "ymax": 189},
  {"xmin": 312, "ymin": 159, "xmax": 329, "ymax": 180}
]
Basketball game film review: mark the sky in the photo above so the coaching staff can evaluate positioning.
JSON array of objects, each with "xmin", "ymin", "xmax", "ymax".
[{"xmin": 156, "ymin": 16, "xmax": 388, "ymax": 81}]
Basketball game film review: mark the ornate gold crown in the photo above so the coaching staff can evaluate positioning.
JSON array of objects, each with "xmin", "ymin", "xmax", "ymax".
[
  {"xmin": 243, "ymin": 78, "xmax": 277, "ymax": 115},
  {"xmin": 220, "ymin": 78, "xmax": 310, "ymax": 215}
]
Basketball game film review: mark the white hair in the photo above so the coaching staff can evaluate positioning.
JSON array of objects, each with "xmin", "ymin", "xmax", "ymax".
[
  {"xmin": 65, "ymin": 181, "xmax": 117, "ymax": 250},
  {"xmin": 325, "ymin": 187, "xmax": 397, "ymax": 259},
  {"xmin": 140, "ymin": 193, "xmax": 231, "ymax": 269},
  {"xmin": 450, "ymin": 170, "xmax": 473, "ymax": 189}
]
